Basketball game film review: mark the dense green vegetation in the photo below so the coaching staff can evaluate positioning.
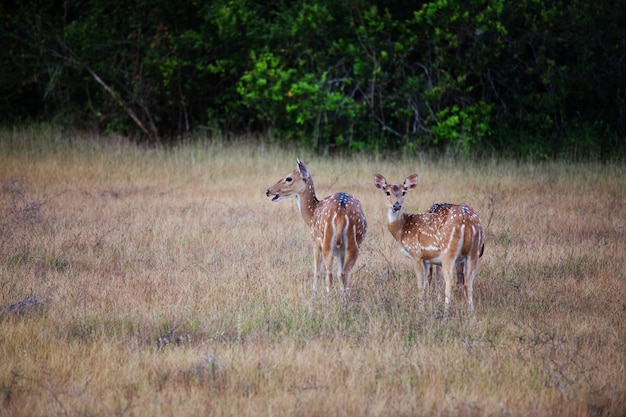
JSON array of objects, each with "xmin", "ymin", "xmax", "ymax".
[{"xmin": 2, "ymin": 0, "xmax": 625, "ymax": 158}]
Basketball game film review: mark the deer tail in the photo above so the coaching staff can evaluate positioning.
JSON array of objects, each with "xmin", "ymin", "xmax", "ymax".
[{"xmin": 334, "ymin": 213, "xmax": 348, "ymax": 249}]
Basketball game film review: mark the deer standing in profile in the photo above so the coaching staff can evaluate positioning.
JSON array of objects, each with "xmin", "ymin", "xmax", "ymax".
[
  {"xmin": 266, "ymin": 160, "xmax": 367, "ymax": 296},
  {"xmin": 374, "ymin": 174, "xmax": 484, "ymax": 312}
]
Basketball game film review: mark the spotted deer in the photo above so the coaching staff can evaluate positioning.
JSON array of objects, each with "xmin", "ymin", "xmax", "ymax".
[
  {"xmin": 266, "ymin": 160, "xmax": 367, "ymax": 296},
  {"xmin": 374, "ymin": 174, "xmax": 484, "ymax": 311}
]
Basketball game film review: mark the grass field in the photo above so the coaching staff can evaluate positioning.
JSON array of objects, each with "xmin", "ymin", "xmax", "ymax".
[{"xmin": 1, "ymin": 127, "xmax": 625, "ymax": 416}]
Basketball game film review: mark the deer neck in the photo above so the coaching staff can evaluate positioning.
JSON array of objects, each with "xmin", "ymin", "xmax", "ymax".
[
  {"xmin": 387, "ymin": 209, "xmax": 415, "ymax": 242},
  {"xmin": 297, "ymin": 181, "xmax": 320, "ymax": 226}
]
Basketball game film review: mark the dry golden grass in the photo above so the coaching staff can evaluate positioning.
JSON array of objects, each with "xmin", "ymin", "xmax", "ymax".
[{"xmin": 1, "ymin": 126, "xmax": 625, "ymax": 416}]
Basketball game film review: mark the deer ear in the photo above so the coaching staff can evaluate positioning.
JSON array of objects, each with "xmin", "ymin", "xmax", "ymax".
[
  {"xmin": 373, "ymin": 174, "xmax": 387, "ymax": 190},
  {"xmin": 296, "ymin": 159, "xmax": 309, "ymax": 180},
  {"xmin": 404, "ymin": 174, "xmax": 418, "ymax": 189}
]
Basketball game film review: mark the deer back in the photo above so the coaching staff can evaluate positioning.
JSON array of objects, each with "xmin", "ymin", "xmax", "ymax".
[
  {"xmin": 403, "ymin": 203, "xmax": 483, "ymax": 263},
  {"xmin": 313, "ymin": 192, "xmax": 367, "ymax": 249}
]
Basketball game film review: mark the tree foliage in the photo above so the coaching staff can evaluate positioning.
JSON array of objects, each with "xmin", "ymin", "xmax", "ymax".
[{"xmin": 1, "ymin": 0, "xmax": 624, "ymax": 158}]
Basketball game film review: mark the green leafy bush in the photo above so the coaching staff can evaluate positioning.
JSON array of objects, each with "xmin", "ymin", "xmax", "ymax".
[{"xmin": 0, "ymin": 0, "xmax": 624, "ymax": 159}]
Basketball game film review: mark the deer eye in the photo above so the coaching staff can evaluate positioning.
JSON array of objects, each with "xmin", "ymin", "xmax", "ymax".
[
  {"xmin": 286, "ymin": 177, "xmax": 293, "ymax": 183},
  {"xmin": 385, "ymin": 191, "xmax": 390, "ymax": 196}
]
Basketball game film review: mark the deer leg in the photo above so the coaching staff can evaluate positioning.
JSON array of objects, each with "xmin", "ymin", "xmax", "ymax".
[
  {"xmin": 427, "ymin": 264, "xmax": 434, "ymax": 286},
  {"xmin": 427, "ymin": 265, "xmax": 443, "ymax": 303},
  {"xmin": 414, "ymin": 260, "xmax": 428, "ymax": 311},
  {"xmin": 465, "ymin": 281, "xmax": 474, "ymax": 313},
  {"xmin": 336, "ymin": 253, "xmax": 347, "ymax": 298},
  {"xmin": 426, "ymin": 265, "xmax": 433, "ymax": 297},
  {"xmin": 456, "ymin": 262, "xmax": 465, "ymax": 287},
  {"xmin": 322, "ymin": 243, "xmax": 334, "ymax": 294},
  {"xmin": 313, "ymin": 246, "xmax": 324, "ymax": 294},
  {"xmin": 464, "ymin": 258, "xmax": 478, "ymax": 313},
  {"xmin": 442, "ymin": 261, "xmax": 456, "ymax": 310},
  {"xmin": 340, "ymin": 241, "xmax": 359, "ymax": 298},
  {"xmin": 324, "ymin": 260, "xmax": 334, "ymax": 293}
]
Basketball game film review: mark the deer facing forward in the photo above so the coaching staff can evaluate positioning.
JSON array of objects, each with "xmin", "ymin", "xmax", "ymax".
[
  {"xmin": 374, "ymin": 173, "xmax": 484, "ymax": 311},
  {"xmin": 266, "ymin": 160, "xmax": 367, "ymax": 296}
]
